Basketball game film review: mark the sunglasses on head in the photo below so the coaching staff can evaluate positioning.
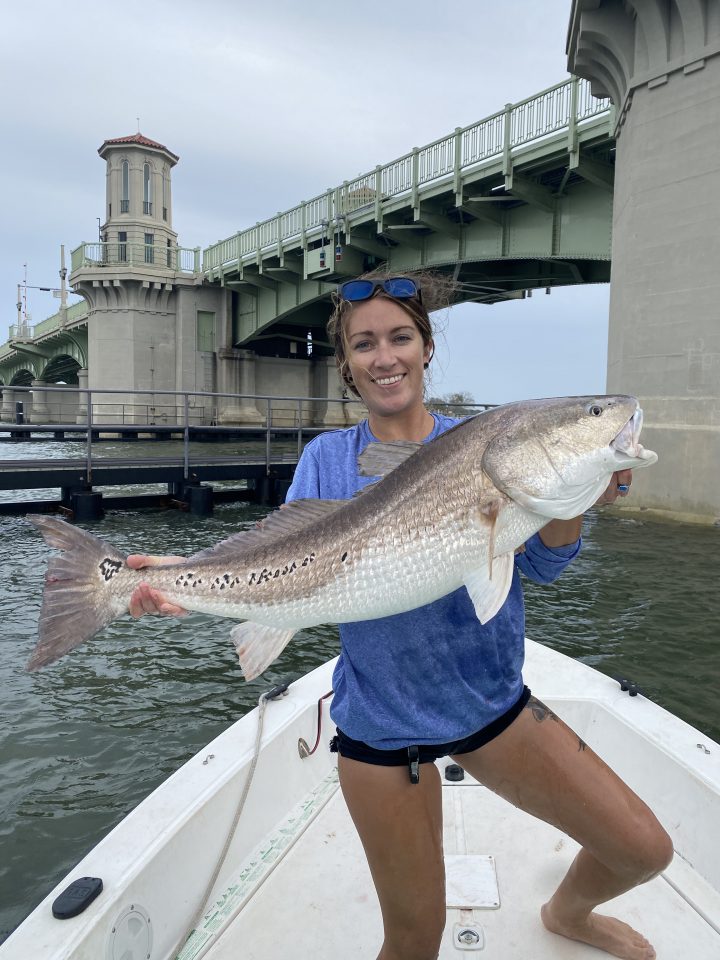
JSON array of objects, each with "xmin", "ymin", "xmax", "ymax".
[{"xmin": 337, "ymin": 277, "xmax": 422, "ymax": 304}]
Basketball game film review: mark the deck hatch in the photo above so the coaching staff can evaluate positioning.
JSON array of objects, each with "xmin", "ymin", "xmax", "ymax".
[{"xmin": 445, "ymin": 855, "xmax": 500, "ymax": 909}]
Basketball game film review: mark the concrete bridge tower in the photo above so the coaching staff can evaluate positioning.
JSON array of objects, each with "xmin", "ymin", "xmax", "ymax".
[
  {"xmin": 70, "ymin": 134, "xmax": 258, "ymax": 423},
  {"xmin": 99, "ymin": 134, "xmax": 179, "ymax": 267},
  {"xmin": 568, "ymin": 1, "xmax": 720, "ymax": 523}
]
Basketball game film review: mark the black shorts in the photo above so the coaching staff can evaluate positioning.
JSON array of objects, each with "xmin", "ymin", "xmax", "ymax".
[{"xmin": 331, "ymin": 685, "xmax": 531, "ymax": 768}]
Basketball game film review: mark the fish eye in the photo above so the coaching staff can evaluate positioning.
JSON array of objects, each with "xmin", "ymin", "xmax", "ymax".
[{"xmin": 588, "ymin": 404, "xmax": 603, "ymax": 417}]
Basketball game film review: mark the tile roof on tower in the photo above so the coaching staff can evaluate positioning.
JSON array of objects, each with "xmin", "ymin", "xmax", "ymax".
[{"xmin": 99, "ymin": 134, "xmax": 179, "ymax": 161}]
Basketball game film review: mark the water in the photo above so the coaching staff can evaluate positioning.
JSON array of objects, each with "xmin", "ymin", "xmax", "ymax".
[{"xmin": 0, "ymin": 494, "xmax": 719, "ymax": 943}]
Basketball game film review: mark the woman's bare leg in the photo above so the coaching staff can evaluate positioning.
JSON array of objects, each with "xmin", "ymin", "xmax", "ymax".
[
  {"xmin": 338, "ymin": 756, "xmax": 445, "ymax": 960},
  {"xmin": 451, "ymin": 696, "xmax": 673, "ymax": 960}
]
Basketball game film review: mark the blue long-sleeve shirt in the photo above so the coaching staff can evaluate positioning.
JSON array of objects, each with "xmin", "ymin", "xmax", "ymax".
[{"xmin": 286, "ymin": 415, "xmax": 580, "ymax": 749}]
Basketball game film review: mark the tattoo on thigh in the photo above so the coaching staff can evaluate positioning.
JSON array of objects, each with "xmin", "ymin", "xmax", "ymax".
[
  {"xmin": 526, "ymin": 696, "xmax": 559, "ymax": 724},
  {"xmin": 527, "ymin": 697, "xmax": 588, "ymax": 752}
]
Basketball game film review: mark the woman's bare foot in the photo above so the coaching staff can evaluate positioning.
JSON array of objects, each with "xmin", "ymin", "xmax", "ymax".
[{"xmin": 541, "ymin": 901, "xmax": 656, "ymax": 959}]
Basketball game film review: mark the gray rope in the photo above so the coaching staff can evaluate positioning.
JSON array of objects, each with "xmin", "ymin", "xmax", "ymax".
[{"xmin": 172, "ymin": 690, "xmax": 275, "ymax": 959}]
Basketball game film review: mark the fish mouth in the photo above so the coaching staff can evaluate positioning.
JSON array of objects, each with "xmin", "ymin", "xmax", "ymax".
[{"xmin": 611, "ymin": 408, "xmax": 657, "ymax": 465}]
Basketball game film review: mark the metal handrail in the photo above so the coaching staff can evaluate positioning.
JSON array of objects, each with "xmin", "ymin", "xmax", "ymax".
[
  {"xmin": 0, "ymin": 385, "xmax": 493, "ymax": 485},
  {"xmin": 0, "ymin": 385, "xmax": 363, "ymax": 483},
  {"xmin": 70, "ymin": 242, "xmax": 200, "ymax": 274},
  {"xmin": 203, "ymin": 75, "xmax": 611, "ymax": 271}
]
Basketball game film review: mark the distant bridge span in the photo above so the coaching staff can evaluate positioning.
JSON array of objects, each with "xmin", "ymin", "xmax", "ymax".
[
  {"xmin": 0, "ymin": 75, "xmax": 612, "ymax": 379},
  {"xmin": 199, "ymin": 76, "xmax": 613, "ymax": 353}
]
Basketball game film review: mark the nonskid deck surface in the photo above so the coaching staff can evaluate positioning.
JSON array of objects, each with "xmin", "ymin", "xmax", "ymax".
[{"xmin": 199, "ymin": 766, "xmax": 720, "ymax": 960}]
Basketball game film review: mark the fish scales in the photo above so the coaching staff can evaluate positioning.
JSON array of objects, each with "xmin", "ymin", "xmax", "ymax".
[{"xmin": 26, "ymin": 396, "xmax": 658, "ymax": 679}]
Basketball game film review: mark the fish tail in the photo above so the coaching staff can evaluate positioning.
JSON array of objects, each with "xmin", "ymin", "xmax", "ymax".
[{"xmin": 26, "ymin": 516, "xmax": 129, "ymax": 671}]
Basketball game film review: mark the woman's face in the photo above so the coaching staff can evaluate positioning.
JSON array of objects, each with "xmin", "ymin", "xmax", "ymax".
[{"xmin": 344, "ymin": 297, "xmax": 432, "ymax": 420}]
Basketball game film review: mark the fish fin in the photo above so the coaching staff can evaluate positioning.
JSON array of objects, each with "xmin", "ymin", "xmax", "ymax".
[
  {"xmin": 230, "ymin": 621, "xmax": 297, "ymax": 681},
  {"xmin": 357, "ymin": 440, "xmax": 423, "ymax": 477},
  {"xmin": 26, "ymin": 516, "xmax": 128, "ymax": 671},
  {"xmin": 477, "ymin": 499, "xmax": 503, "ymax": 579},
  {"xmin": 503, "ymin": 478, "xmax": 609, "ymax": 520},
  {"xmin": 188, "ymin": 500, "xmax": 347, "ymax": 562},
  {"xmin": 463, "ymin": 552, "xmax": 514, "ymax": 625}
]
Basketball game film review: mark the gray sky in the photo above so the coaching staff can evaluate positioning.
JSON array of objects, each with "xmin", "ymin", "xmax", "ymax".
[{"xmin": 1, "ymin": 0, "xmax": 610, "ymax": 404}]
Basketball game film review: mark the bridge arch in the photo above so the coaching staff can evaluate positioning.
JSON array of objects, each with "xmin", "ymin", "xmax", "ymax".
[
  {"xmin": 40, "ymin": 354, "xmax": 82, "ymax": 385},
  {"xmin": 9, "ymin": 367, "xmax": 36, "ymax": 386}
]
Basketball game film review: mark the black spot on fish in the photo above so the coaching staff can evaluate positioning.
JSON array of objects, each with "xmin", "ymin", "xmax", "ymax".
[
  {"xmin": 223, "ymin": 573, "xmax": 230, "ymax": 583},
  {"xmin": 99, "ymin": 558, "xmax": 122, "ymax": 582},
  {"xmin": 341, "ymin": 552, "xmax": 348, "ymax": 562}
]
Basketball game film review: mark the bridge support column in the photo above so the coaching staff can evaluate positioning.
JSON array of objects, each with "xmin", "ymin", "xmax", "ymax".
[
  {"xmin": 568, "ymin": 0, "xmax": 720, "ymax": 522},
  {"xmin": 0, "ymin": 388, "xmax": 15, "ymax": 422},
  {"xmin": 216, "ymin": 348, "xmax": 264, "ymax": 425},
  {"xmin": 76, "ymin": 368, "xmax": 89, "ymax": 424},
  {"xmin": 30, "ymin": 381, "xmax": 51, "ymax": 424},
  {"xmin": 320, "ymin": 357, "xmax": 350, "ymax": 427}
]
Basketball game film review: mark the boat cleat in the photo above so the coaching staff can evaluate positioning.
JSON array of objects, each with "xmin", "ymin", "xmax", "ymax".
[{"xmin": 453, "ymin": 922, "xmax": 485, "ymax": 950}]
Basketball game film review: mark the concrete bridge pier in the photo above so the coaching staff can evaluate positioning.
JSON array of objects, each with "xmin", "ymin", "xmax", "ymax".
[
  {"xmin": 319, "ymin": 356, "xmax": 351, "ymax": 428},
  {"xmin": 216, "ymin": 349, "xmax": 264, "ymax": 425},
  {"xmin": 76, "ymin": 368, "xmax": 89, "ymax": 424},
  {"xmin": 569, "ymin": 0, "xmax": 720, "ymax": 522},
  {"xmin": 0, "ymin": 388, "xmax": 15, "ymax": 422},
  {"xmin": 30, "ymin": 381, "xmax": 51, "ymax": 424}
]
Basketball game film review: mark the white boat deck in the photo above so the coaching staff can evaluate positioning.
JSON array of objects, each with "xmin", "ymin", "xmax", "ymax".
[
  {"xmin": 196, "ymin": 765, "xmax": 720, "ymax": 959},
  {"xmin": 4, "ymin": 642, "xmax": 720, "ymax": 960}
]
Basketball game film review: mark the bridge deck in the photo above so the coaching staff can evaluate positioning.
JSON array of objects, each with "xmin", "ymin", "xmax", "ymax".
[{"xmin": 0, "ymin": 455, "xmax": 297, "ymax": 491}]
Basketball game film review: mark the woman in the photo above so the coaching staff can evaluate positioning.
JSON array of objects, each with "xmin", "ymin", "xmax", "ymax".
[{"xmin": 129, "ymin": 273, "xmax": 671, "ymax": 960}]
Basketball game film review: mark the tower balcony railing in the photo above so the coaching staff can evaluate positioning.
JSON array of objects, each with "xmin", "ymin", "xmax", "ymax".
[
  {"xmin": 203, "ymin": 74, "xmax": 612, "ymax": 273},
  {"xmin": 71, "ymin": 242, "xmax": 201, "ymax": 274},
  {"xmin": 8, "ymin": 324, "xmax": 35, "ymax": 340}
]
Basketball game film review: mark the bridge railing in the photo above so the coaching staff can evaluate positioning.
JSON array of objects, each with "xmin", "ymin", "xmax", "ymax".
[
  {"xmin": 203, "ymin": 75, "xmax": 611, "ymax": 272},
  {"xmin": 70, "ymin": 242, "xmax": 201, "ymax": 274},
  {"xmin": 0, "ymin": 385, "xmax": 495, "ymax": 484},
  {"xmin": 8, "ymin": 324, "xmax": 35, "ymax": 340}
]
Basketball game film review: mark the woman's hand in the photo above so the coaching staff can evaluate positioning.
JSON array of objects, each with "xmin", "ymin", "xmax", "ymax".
[
  {"xmin": 595, "ymin": 469, "xmax": 633, "ymax": 506},
  {"xmin": 127, "ymin": 554, "xmax": 189, "ymax": 618}
]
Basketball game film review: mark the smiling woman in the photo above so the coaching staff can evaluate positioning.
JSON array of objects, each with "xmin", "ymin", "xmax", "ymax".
[
  {"xmin": 281, "ymin": 271, "xmax": 670, "ymax": 960},
  {"xmin": 327, "ymin": 271, "xmax": 445, "ymax": 442}
]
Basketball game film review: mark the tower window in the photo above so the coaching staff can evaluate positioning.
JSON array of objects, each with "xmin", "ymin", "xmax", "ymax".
[
  {"xmin": 162, "ymin": 168, "xmax": 168, "ymax": 221},
  {"xmin": 121, "ymin": 160, "xmax": 129, "ymax": 213},
  {"xmin": 143, "ymin": 163, "xmax": 152, "ymax": 215},
  {"xmin": 144, "ymin": 233, "xmax": 154, "ymax": 264},
  {"xmin": 118, "ymin": 231, "xmax": 127, "ymax": 262},
  {"xmin": 167, "ymin": 238, "xmax": 172, "ymax": 268}
]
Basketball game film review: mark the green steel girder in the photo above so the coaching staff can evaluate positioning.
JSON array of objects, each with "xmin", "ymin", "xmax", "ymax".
[
  {"xmin": 504, "ymin": 174, "xmax": 556, "ymax": 212},
  {"xmin": 571, "ymin": 155, "xmax": 615, "ymax": 190},
  {"xmin": 7, "ymin": 342, "xmax": 54, "ymax": 360}
]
